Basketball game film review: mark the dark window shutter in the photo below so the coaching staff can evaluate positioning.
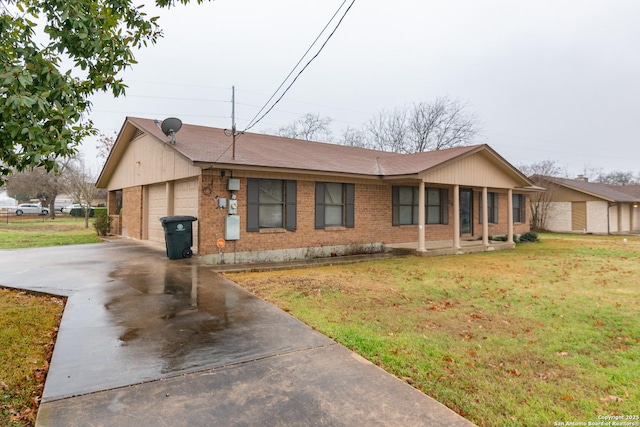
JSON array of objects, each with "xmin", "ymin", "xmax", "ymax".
[
  {"xmin": 345, "ymin": 183, "xmax": 355, "ymax": 228},
  {"xmin": 285, "ymin": 180, "xmax": 297, "ymax": 231},
  {"xmin": 521, "ymin": 195, "xmax": 526, "ymax": 223},
  {"xmin": 392, "ymin": 186, "xmax": 399, "ymax": 226},
  {"xmin": 315, "ymin": 182, "xmax": 325, "ymax": 229},
  {"xmin": 247, "ymin": 178, "xmax": 259, "ymax": 232},
  {"xmin": 442, "ymin": 189, "xmax": 449, "ymax": 225}
]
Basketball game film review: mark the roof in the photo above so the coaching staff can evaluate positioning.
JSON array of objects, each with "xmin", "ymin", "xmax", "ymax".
[
  {"xmin": 534, "ymin": 176, "xmax": 640, "ymax": 203},
  {"xmin": 98, "ymin": 117, "xmax": 535, "ymax": 187}
]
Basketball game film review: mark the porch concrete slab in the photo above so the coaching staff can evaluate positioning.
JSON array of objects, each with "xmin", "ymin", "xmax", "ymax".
[{"xmin": 0, "ymin": 240, "xmax": 474, "ymax": 426}]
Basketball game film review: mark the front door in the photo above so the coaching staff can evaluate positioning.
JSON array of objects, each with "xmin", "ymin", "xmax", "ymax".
[{"xmin": 460, "ymin": 188, "xmax": 473, "ymax": 235}]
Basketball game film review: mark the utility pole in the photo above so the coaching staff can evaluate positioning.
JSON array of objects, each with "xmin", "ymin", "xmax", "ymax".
[{"xmin": 231, "ymin": 86, "xmax": 236, "ymax": 160}]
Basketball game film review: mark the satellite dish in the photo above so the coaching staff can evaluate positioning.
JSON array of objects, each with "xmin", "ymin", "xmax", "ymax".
[{"xmin": 160, "ymin": 117, "xmax": 182, "ymax": 143}]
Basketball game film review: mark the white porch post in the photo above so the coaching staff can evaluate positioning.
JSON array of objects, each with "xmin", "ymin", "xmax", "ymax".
[
  {"xmin": 618, "ymin": 204, "xmax": 622, "ymax": 233},
  {"xmin": 453, "ymin": 184, "xmax": 461, "ymax": 249},
  {"xmin": 507, "ymin": 189, "xmax": 514, "ymax": 244},
  {"xmin": 482, "ymin": 187, "xmax": 489, "ymax": 247},
  {"xmin": 418, "ymin": 180, "xmax": 426, "ymax": 252}
]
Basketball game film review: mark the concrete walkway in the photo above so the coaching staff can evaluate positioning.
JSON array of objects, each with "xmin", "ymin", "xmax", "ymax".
[{"xmin": 0, "ymin": 240, "xmax": 475, "ymax": 426}]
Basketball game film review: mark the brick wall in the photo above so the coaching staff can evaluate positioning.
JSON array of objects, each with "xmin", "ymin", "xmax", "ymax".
[
  {"xmin": 196, "ymin": 173, "xmax": 531, "ymax": 255},
  {"xmin": 472, "ymin": 191, "xmax": 530, "ymax": 238}
]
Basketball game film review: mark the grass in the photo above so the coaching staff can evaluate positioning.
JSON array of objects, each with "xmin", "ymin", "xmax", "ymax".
[
  {"xmin": 0, "ymin": 216, "xmax": 102, "ymax": 249},
  {"xmin": 0, "ymin": 289, "xmax": 65, "ymax": 427},
  {"xmin": 227, "ymin": 233, "xmax": 640, "ymax": 426},
  {"xmin": 0, "ymin": 216, "xmax": 95, "ymax": 426}
]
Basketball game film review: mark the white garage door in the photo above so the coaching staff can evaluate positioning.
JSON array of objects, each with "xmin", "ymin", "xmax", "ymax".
[
  {"xmin": 148, "ymin": 184, "xmax": 167, "ymax": 244},
  {"xmin": 174, "ymin": 179, "xmax": 199, "ymax": 252}
]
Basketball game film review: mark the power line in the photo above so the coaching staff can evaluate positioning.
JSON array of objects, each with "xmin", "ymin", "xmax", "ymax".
[{"xmin": 244, "ymin": 0, "xmax": 356, "ymax": 132}]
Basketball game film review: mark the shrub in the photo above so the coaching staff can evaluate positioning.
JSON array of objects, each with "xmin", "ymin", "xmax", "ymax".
[
  {"xmin": 93, "ymin": 211, "xmax": 112, "ymax": 236},
  {"xmin": 519, "ymin": 231, "xmax": 539, "ymax": 243}
]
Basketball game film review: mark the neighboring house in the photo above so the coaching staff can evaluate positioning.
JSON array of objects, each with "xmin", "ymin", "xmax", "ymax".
[
  {"xmin": 97, "ymin": 117, "xmax": 538, "ymax": 264},
  {"xmin": 532, "ymin": 175, "xmax": 640, "ymax": 234}
]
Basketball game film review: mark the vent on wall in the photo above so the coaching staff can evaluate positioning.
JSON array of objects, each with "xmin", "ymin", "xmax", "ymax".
[{"xmin": 130, "ymin": 129, "xmax": 144, "ymax": 142}]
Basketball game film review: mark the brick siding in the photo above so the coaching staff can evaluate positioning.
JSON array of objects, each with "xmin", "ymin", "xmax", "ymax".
[
  {"xmin": 196, "ymin": 173, "xmax": 530, "ymax": 255},
  {"xmin": 116, "ymin": 173, "xmax": 530, "ymax": 254}
]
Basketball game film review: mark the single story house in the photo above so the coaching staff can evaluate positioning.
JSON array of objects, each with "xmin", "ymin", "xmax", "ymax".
[
  {"xmin": 531, "ymin": 175, "xmax": 640, "ymax": 234},
  {"xmin": 97, "ymin": 117, "xmax": 539, "ymax": 264}
]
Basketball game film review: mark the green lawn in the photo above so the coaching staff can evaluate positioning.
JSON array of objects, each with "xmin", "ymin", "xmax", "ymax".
[
  {"xmin": 0, "ymin": 216, "xmax": 102, "ymax": 249},
  {"xmin": 0, "ymin": 217, "xmax": 96, "ymax": 426},
  {"xmin": 227, "ymin": 234, "xmax": 640, "ymax": 427},
  {"xmin": 0, "ymin": 289, "xmax": 64, "ymax": 427}
]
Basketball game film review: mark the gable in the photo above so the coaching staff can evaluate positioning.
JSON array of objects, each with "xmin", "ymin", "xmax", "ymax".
[
  {"xmin": 549, "ymin": 184, "xmax": 606, "ymax": 202},
  {"xmin": 103, "ymin": 132, "xmax": 200, "ymax": 191},
  {"xmin": 419, "ymin": 150, "xmax": 529, "ymax": 188}
]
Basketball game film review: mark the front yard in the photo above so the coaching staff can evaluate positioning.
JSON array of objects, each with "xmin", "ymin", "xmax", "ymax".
[
  {"xmin": 227, "ymin": 234, "xmax": 640, "ymax": 426},
  {"xmin": 0, "ymin": 216, "xmax": 102, "ymax": 249}
]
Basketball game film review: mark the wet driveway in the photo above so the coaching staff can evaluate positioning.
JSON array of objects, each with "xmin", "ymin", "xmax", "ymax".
[{"xmin": 0, "ymin": 239, "xmax": 474, "ymax": 426}]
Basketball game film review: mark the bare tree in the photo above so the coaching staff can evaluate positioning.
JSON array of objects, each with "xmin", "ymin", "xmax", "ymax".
[
  {"xmin": 519, "ymin": 160, "xmax": 566, "ymax": 231},
  {"xmin": 96, "ymin": 131, "xmax": 117, "ymax": 160},
  {"xmin": 275, "ymin": 113, "xmax": 333, "ymax": 142},
  {"xmin": 337, "ymin": 127, "xmax": 368, "ymax": 148},
  {"xmin": 363, "ymin": 97, "xmax": 480, "ymax": 153},
  {"xmin": 365, "ymin": 108, "xmax": 408, "ymax": 153},
  {"xmin": 407, "ymin": 98, "xmax": 480, "ymax": 152},
  {"xmin": 66, "ymin": 158, "xmax": 100, "ymax": 228},
  {"xmin": 595, "ymin": 171, "xmax": 638, "ymax": 185}
]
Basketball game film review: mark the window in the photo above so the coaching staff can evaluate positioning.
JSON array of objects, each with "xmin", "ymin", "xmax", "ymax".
[
  {"xmin": 479, "ymin": 192, "xmax": 499, "ymax": 224},
  {"xmin": 392, "ymin": 186, "xmax": 448, "ymax": 225},
  {"xmin": 247, "ymin": 179, "xmax": 297, "ymax": 231},
  {"xmin": 315, "ymin": 182, "xmax": 355, "ymax": 228},
  {"xmin": 513, "ymin": 194, "xmax": 526, "ymax": 223},
  {"xmin": 427, "ymin": 188, "xmax": 448, "ymax": 224},
  {"xmin": 396, "ymin": 186, "xmax": 419, "ymax": 225}
]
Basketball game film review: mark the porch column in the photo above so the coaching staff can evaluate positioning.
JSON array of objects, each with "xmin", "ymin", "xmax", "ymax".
[
  {"xmin": 630, "ymin": 204, "xmax": 634, "ymax": 232},
  {"xmin": 618, "ymin": 204, "xmax": 622, "ymax": 233},
  {"xmin": 417, "ymin": 180, "xmax": 426, "ymax": 252},
  {"xmin": 482, "ymin": 187, "xmax": 489, "ymax": 247},
  {"xmin": 453, "ymin": 184, "xmax": 461, "ymax": 249},
  {"xmin": 507, "ymin": 189, "xmax": 514, "ymax": 244}
]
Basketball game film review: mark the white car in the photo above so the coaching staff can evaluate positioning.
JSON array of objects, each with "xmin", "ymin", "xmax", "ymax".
[
  {"xmin": 62, "ymin": 204, "xmax": 94, "ymax": 215},
  {"xmin": 11, "ymin": 203, "xmax": 49, "ymax": 216}
]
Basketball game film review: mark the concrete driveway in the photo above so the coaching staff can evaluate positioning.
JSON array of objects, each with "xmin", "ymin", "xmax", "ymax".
[{"xmin": 0, "ymin": 239, "xmax": 474, "ymax": 426}]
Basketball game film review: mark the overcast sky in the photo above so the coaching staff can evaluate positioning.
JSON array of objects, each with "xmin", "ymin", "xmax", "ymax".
[{"xmin": 84, "ymin": 0, "xmax": 640, "ymax": 176}]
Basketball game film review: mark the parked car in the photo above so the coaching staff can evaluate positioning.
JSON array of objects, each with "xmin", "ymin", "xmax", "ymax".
[
  {"xmin": 10, "ymin": 203, "xmax": 49, "ymax": 216},
  {"xmin": 62, "ymin": 204, "xmax": 95, "ymax": 217}
]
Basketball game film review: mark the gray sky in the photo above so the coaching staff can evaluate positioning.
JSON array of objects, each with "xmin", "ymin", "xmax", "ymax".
[{"xmin": 85, "ymin": 0, "xmax": 640, "ymax": 176}]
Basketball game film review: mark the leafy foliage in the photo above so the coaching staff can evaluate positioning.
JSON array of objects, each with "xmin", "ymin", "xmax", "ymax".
[
  {"xmin": 0, "ymin": 0, "xmax": 205, "ymax": 184},
  {"xmin": 93, "ymin": 209, "xmax": 111, "ymax": 236},
  {"xmin": 518, "ymin": 231, "xmax": 539, "ymax": 242}
]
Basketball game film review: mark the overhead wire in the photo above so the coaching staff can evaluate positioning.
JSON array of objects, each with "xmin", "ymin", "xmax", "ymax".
[{"xmin": 244, "ymin": 0, "xmax": 356, "ymax": 132}]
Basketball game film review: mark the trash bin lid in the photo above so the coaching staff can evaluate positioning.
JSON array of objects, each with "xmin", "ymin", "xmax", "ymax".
[{"xmin": 159, "ymin": 216, "xmax": 197, "ymax": 223}]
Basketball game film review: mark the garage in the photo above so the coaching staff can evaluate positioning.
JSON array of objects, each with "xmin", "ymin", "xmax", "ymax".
[
  {"xmin": 174, "ymin": 179, "xmax": 199, "ymax": 253},
  {"xmin": 147, "ymin": 183, "xmax": 167, "ymax": 244}
]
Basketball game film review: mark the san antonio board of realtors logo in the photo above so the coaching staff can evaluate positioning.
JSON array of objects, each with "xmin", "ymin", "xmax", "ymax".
[{"xmin": 176, "ymin": 224, "xmax": 185, "ymax": 231}]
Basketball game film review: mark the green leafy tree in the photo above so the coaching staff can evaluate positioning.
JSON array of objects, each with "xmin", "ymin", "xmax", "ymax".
[{"xmin": 0, "ymin": 0, "xmax": 203, "ymax": 183}]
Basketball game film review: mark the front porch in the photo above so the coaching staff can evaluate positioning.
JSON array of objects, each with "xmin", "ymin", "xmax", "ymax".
[{"xmin": 386, "ymin": 239, "xmax": 516, "ymax": 257}]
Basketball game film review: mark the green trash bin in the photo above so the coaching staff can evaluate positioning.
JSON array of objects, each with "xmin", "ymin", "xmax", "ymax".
[{"xmin": 159, "ymin": 216, "xmax": 197, "ymax": 259}]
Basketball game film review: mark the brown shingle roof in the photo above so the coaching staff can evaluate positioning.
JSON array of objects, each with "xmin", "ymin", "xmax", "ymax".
[
  {"xmin": 539, "ymin": 176, "xmax": 640, "ymax": 202},
  {"xmin": 128, "ymin": 117, "xmax": 488, "ymax": 177}
]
